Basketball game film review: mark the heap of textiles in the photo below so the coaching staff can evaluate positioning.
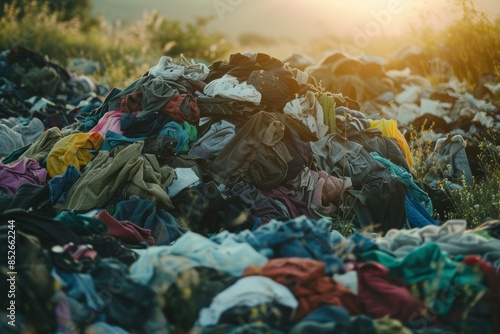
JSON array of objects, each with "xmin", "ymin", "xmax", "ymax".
[{"xmin": 0, "ymin": 48, "xmax": 499, "ymax": 333}]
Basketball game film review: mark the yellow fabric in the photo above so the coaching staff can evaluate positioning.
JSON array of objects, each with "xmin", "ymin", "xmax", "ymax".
[
  {"xmin": 47, "ymin": 132, "xmax": 104, "ymax": 178},
  {"xmin": 368, "ymin": 119, "xmax": 414, "ymax": 170}
]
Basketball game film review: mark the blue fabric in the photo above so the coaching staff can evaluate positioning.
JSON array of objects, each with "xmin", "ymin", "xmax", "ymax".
[
  {"xmin": 129, "ymin": 232, "xmax": 268, "ymax": 285},
  {"xmin": 113, "ymin": 198, "xmax": 187, "ymax": 246},
  {"xmin": 211, "ymin": 216, "xmax": 345, "ymax": 274},
  {"xmin": 49, "ymin": 164, "xmax": 82, "ymax": 203},
  {"xmin": 160, "ymin": 121, "xmax": 190, "ymax": 153},
  {"xmin": 335, "ymin": 232, "xmax": 389, "ymax": 263},
  {"xmin": 405, "ymin": 191, "xmax": 439, "ymax": 228},
  {"xmin": 300, "ymin": 305, "xmax": 350, "ymax": 323},
  {"xmin": 54, "ymin": 271, "xmax": 105, "ymax": 313},
  {"xmin": 294, "ymin": 306, "xmax": 378, "ymax": 334},
  {"xmin": 100, "ymin": 130, "xmax": 144, "ymax": 151}
]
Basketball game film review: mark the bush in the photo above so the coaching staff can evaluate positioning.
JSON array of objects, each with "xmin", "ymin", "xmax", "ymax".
[
  {"xmin": 441, "ymin": 140, "xmax": 500, "ymax": 228},
  {"xmin": 417, "ymin": 0, "xmax": 500, "ymax": 84}
]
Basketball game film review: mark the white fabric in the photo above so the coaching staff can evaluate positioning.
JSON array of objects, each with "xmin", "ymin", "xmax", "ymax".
[
  {"xmin": 167, "ymin": 167, "xmax": 201, "ymax": 197},
  {"xmin": 283, "ymin": 91, "xmax": 328, "ymax": 138},
  {"xmin": 374, "ymin": 220, "xmax": 500, "ymax": 259},
  {"xmin": 197, "ymin": 276, "xmax": 298, "ymax": 327},
  {"xmin": 148, "ymin": 55, "xmax": 209, "ymax": 81},
  {"xmin": 203, "ymin": 74, "xmax": 261, "ymax": 104},
  {"xmin": 333, "ymin": 271, "xmax": 358, "ymax": 294}
]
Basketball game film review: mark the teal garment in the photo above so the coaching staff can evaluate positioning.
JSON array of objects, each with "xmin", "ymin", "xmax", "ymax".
[
  {"xmin": 371, "ymin": 151, "xmax": 433, "ymax": 215},
  {"xmin": 363, "ymin": 243, "xmax": 488, "ymax": 317},
  {"xmin": 1, "ymin": 143, "xmax": 31, "ymax": 164},
  {"xmin": 54, "ymin": 211, "xmax": 107, "ymax": 236}
]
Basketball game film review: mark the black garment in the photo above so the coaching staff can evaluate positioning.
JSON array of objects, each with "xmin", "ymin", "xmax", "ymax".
[
  {"xmin": 163, "ymin": 266, "xmax": 238, "ymax": 331},
  {"xmin": 120, "ymin": 112, "xmax": 171, "ymax": 138},
  {"xmin": 0, "ymin": 183, "xmax": 51, "ymax": 213},
  {"xmin": 196, "ymin": 95, "xmax": 264, "ymax": 119},
  {"xmin": 210, "ymin": 111, "xmax": 317, "ymax": 190},
  {"xmin": 227, "ymin": 181, "xmax": 289, "ymax": 227},
  {"xmin": 247, "ymin": 69, "xmax": 294, "ymax": 110},
  {"xmin": 206, "ymin": 52, "xmax": 299, "ymax": 96},
  {"xmin": 80, "ymin": 235, "xmax": 139, "ymax": 266},
  {"xmin": 0, "ymin": 209, "xmax": 80, "ymax": 249},
  {"xmin": 410, "ymin": 113, "xmax": 453, "ymax": 133},
  {"xmin": 0, "ymin": 227, "xmax": 57, "ymax": 334},
  {"xmin": 171, "ymin": 181, "xmax": 254, "ymax": 235},
  {"xmin": 348, "ymin": 130, "xmax": 410, "ymax": 171},
  {"xmin": 347, "ymin": 177, "xmax": 408, "ymax": 233}
]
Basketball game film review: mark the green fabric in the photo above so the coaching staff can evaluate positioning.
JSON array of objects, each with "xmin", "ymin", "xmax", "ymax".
[
  {"xmin": 318, "ymin": 92, "xmax": 336, "ymax": 134},
  {"xmin": 60, "ymin": 141, "xmax": 175, "ymax": 211},
  {"xmin": 182, "ymin": 121, "xmax": 198, "ymax": 153},
  {"xmin": 363, "ymin": 243, "xmax": 488, "ymax": 316},
  {"xmin": 54, "ymin": 211, "xmax": 107, "ymax": 236},
  {"xmin": 17, "ymin": 127, "xmax": 64, "ymax": 163}
]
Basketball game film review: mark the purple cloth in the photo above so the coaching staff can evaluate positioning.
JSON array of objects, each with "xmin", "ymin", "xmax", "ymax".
[
  {"xmin": 54, "ymin": 291, "xmax": 73, "ymax": 334},
  {"xmin": 0, "ymin": 158, "xmax": 48, "ymax": 195}
]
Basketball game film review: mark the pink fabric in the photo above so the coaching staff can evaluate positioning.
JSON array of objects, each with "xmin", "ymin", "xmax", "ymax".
[
  {"xmin": 96, "ymin": 210, "xmax": 155, "ymax": 246},
  {"xmin": 62, "ymin": 244, "xmax": 98, "ymax": 261},
  {"xmin": 311, "ymin": 170, "xmax": 351, "ymax": 214},
  {"xmin": 89, "ymin": 110, "xmax": 125, "ymax": 136}
]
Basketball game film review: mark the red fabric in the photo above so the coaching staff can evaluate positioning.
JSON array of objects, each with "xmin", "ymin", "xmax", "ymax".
[
  {"xmin": 356, "ymin": 262, "xmax": 428, "ymax": 323},
  {"xmin": 462, "ymin": 256, "xmax": 500, "ymax": 332},
  {"xmin": 120, "ymin": 91, "xmax": 143, "ymax": 113},
  {"xmin": 96, "ymin": 210, "xmax": 155, "ymax": 246},
  {"xmin": 161, "ymin": 94, "xmax": 200, "ymax": 124},
  {"xmin": 242, "ymin": 257, "xmax": 360, "ymax": 320}
]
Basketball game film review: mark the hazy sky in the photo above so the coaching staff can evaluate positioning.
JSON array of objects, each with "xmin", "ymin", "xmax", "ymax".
[
  {"xmin": 93, "ymin": 0, "xmax": 499, "ymax": 35},
  {"xmin": 93, "ymin": 0, "xmax": 500, "ymax": 58}
]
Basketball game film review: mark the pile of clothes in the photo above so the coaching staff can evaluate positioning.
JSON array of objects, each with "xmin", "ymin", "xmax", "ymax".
[
  {"xmin": 0, "ymin": 48, "xmax": 499, "ymax": 333},
  {"xmin": 0, "ymin": 46, "xmax": 107, "ymax": 157}
]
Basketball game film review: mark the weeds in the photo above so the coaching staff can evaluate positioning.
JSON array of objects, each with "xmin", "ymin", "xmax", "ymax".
[
  {"xmin": 440, "ymin": 140, "xmax": 500, "ymax": 228},
  {"xmin": 0, "ymin": 1, "xmax": 234, "ymax": 88},
  {"xmin": 409, "ymin": 120, "xmax": 436, "ymax": 181}
]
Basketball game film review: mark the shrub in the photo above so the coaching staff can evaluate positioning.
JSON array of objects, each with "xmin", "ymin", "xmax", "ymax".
[
  {"xmin": 441, "ymin": 140, "xmax": 500, "ymax": 228},
  {"xmin": 417, "ymin": 0, "xmax": 500, "ymax": 84}
]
